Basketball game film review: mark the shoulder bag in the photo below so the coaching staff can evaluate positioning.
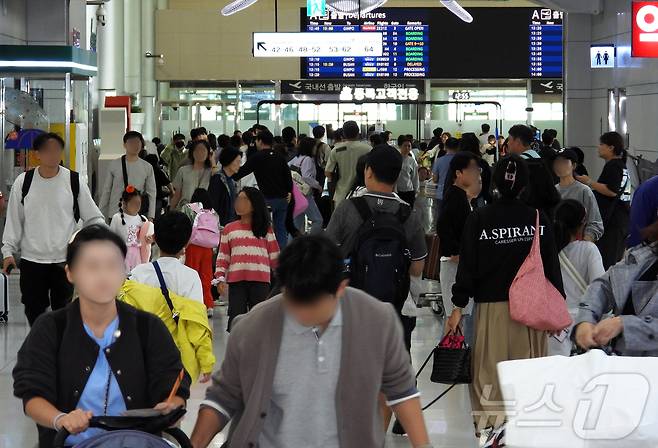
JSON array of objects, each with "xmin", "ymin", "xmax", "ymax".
[
  {"xmin": 509, "ymin": 210, "xmax": 572, "ymax": 332},
  {"xmin": 558, "ymin": 251, "xmax": 588, "ymax": 296}
]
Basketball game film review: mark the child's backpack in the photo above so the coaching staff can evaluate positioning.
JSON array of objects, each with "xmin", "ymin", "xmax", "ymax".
[{"xmin": 188, "ymin": 203, "xmax": 220, "ymax": 248}]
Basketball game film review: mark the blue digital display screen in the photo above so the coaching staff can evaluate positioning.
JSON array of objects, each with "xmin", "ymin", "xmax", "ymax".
[
  {"xmin": 302, "ymin": 9, "xmax": 430, "ymax": 79},
  {"xmin": 300, "ymin": 7, "xmax": 563, "ymax": 79},
  {"xmin": 529, "ymin": 9, "xmax": 564, "ymax": 78}
]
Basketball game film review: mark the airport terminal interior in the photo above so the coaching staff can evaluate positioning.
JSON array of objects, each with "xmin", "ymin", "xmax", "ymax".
[{"xmin": 2, "ymin": 0, "xmax": 658, "ymax": 447}]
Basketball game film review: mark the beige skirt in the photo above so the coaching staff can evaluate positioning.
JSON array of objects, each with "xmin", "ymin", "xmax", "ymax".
[{"xmin": 469, "ymin": 301, "xmax": 547, "ymax": 431}]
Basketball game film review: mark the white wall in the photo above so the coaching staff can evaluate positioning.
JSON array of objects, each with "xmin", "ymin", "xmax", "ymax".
[
  {"xmin": 565, "ymin": 0, "xmax": 658, "ymax": 178},
  {"xmin": 0, "ymin": 0, "xmax": 26, "ymax": 44}
]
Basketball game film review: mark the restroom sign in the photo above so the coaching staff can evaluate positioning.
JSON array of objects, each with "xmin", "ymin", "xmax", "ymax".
[
  {"xmin": 591, "ymin": 45, "xmax": 615, "ymax": 68},
  {"xmin": 633, "ymin": 1, "xmax": 658, "ymax": 57}
]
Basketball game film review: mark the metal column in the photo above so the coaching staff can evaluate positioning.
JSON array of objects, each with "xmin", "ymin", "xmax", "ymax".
[
  {"xmin": 0, "ymin": 78, "xmax": 6, "ymax": 194},
  {"xmin": 65, "ymin": 73, "xmax": 71, "ymax": 167},
  {"xmin": 141, "ymin": 0, "xmax": 157, "ymax": 138}
]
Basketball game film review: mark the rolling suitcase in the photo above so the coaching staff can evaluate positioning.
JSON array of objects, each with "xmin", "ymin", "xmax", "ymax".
[
  {"xmin": 0, "ymin": 272, "xmax": 8, "ymax": 323},
  {"xmin": 423, "ymin": 234, "xmax": 440, "ymax": 281}
]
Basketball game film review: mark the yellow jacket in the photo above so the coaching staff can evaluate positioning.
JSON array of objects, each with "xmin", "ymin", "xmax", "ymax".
[{"xmin": 119, "ymin": 280, "xmax": 216, "ymax": 382}]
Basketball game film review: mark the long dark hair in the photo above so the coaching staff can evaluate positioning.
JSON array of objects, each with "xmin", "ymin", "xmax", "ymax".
[
  {"xmin": 493, "ymin": 154, "xmax": 529, "ymax": 199},
  {"xmin": 119, "ymin": 186, "xmax": 146, "ymax": 225},
  {"xmin": 446, "ymin": 151, "xmax": 478, "ymax": 188},
  {"xmin": 188, "ymin": 140, "xmax": 212, "ymax": 168},
  {"xmin": 190, "ymin": 188, "xmax": 212, "ymax": 210},
  {"xmin": 553, "ymin": 199, "xmax": 587, "ymax": 252},
  {"xmin": 240, "ymin": 187, "xmax": 271, "ymax": 239},
  {"xmin": 297, "ymin": 137, "xmax": 316, "ymax": 158}
]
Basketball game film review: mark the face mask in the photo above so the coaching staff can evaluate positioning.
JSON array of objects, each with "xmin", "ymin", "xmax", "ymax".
[{"xmin": 175, "ymin": 141, "xmax": 185, "ymax": 149}]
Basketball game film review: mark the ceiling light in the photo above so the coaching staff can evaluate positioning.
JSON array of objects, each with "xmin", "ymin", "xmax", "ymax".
[
  {"xmin": 440, "ymin": 0, "xmax": 473, "ymax": 23},
  {"xmin": 221, "ymin": 0, "xmax": 259, "ymax": 16},
  {"xmin": 0, "ymin": 60, "xmax": 98, "ymax": 72}
]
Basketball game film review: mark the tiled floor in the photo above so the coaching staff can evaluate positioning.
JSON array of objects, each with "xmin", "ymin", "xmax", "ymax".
[{"xmin": 0, "ymin": 277, "xmax": 478, "ymax": 448}]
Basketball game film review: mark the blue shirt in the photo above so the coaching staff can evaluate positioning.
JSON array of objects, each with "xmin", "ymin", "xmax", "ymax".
[
  {"xmin": 66, "ymin": 317, "xmax": 127, "ymax": 446},
  {"xmin": 628, "ymin": 175, "xmax": 658, "ymax": 247},
  {"xmin": 432, "ymin": 153, "xmax": 455, "ymax": 200}
]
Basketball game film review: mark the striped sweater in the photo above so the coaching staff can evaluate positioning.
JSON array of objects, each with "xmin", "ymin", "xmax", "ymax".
[{"xmin": 215, "ymin": 221, "xmax": 280, "ymax": 284}]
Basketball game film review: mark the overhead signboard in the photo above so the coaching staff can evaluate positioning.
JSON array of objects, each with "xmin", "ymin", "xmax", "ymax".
[
  {"xmin": 451, "ymin": 91, "xmax": 471, "ymax": 101},
  {"xmin": 281, "ymin": 80, "xmax": 423, "ymax": 101},
  {"xmin": 301, "ymin": 7, "xmax": 562, "ymax": 80},
  {"xmin": 590, "ymin": 44, "xmax": 615, "ymax": 68},
  {"xmin": 252, "ymin": 32, "xmax": 383, "ymax": 58},
  {"xmin": 633, "ymin": 2, "xmax": 658, "ymax": 57},
  {"xmin": 531, "ymin": 79, "xmax": 563, "ymax": 95},
  {"xmin": 302, "ymin": 8, "xmax": 430, "ymax": 79}
]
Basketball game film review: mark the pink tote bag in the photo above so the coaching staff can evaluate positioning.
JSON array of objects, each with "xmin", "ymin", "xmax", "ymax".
[
  {"xmin": 509, "ymin": 210, "xmax": 572, "ymax": 332},
  {"xmin": 291, "ymin": 183, "xmax": 309, "ymax": 218}
]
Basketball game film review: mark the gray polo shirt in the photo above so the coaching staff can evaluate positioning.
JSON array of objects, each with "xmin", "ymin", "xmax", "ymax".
[
  {"xmin": 258, "ymin": 303, "xmax": 343, "ymax": 448},
  {"xmin": 325, "ymin": 191, "xmax": 428, "ymax": 261}
]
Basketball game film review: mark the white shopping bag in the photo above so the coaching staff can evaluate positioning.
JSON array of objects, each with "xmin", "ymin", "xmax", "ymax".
[{"xmin": 497, "ymin": 350, "xmax": 658, "ymax": 448}]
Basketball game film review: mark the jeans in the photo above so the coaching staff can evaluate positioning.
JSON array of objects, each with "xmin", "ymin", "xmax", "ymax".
[
  {"xmin": 266, "ymin": 197, "xmax": 289, "ymax": 250},
  {"xmin": 294, "ymin": 194, "xmax": 323, "ymax": 235}
]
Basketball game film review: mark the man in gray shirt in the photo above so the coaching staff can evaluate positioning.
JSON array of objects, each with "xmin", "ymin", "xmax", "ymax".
[
  {"xmin": 99, "ymin": 131, "xmax": 157, "ymax": 220},
  {"xmin": 190, "ymin": 236, "xmax": 432, "ymax": 448},
  {"xmin": 554, "ymin": 149, "xmax": 604, "ymax": 241},
  {"xmin": 325, "ymin": 120, "xmax": 372, "ymax": 207}
]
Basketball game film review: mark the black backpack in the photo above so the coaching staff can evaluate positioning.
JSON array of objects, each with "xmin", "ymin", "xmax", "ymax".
[
  {"xmin": 349, "ymin": 197, "xmax": 412, "ymax": 313},
  {"xmin": 21, "ymin": 168, "xmax": 80, "ymax": 222}
]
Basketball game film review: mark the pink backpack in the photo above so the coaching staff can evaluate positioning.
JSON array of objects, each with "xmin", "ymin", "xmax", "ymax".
[
  {"xmin": 509, "ymin": 210, "xmax": 572, "ymax": 332},
  {"xmin": 188, "ymin": 204, "xmax": 220, "ymax": 248}
]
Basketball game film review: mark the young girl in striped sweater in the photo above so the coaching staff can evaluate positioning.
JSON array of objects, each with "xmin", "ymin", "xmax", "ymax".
[{"xmin": 215, "ymin": 187, "xmax": 279, "ymax": 331}]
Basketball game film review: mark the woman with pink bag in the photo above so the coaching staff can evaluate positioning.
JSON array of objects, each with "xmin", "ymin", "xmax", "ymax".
[{"xmin": 446, "ymin": 155, "xmax": 565, "ymax": 438}]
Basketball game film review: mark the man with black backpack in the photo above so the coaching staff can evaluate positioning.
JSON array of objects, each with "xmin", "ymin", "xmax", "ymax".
[
  {"xmin": 326, "ymin": 144, "xmax": 427, "ymax": 434},
  {"xmin": 1, "ymin": 133, "xmax": 105, "ymax": 325}
]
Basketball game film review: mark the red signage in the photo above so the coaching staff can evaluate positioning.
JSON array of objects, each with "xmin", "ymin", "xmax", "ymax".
[{"xmin": 633, "ymin": 1, "xmax": 658, "ymax": 57}]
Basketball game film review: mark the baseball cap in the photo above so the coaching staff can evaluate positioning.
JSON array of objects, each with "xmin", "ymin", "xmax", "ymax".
[{"xmin": 555, "ymin": 149, "xmax": 578, "ymax": 164}]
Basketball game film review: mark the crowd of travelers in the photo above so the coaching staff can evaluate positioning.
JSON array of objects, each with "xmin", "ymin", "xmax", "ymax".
[{"xmin": 4, "ymin": 118, "xmax": 658, "ymax": 447}]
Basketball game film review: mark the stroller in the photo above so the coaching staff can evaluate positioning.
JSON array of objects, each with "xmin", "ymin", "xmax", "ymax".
[{"xmin": 53, "ymin": 408, "xmax": 192, "ymax": 448}]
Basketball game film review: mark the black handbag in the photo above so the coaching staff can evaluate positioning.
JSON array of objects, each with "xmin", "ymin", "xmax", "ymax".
[
  {"xmin": 415, "ymin": 327, "xmax": 472, "ymax": 411},
  {"xmin": 417, "ymin": 327, "xmax": 472, "ymax": 385}
]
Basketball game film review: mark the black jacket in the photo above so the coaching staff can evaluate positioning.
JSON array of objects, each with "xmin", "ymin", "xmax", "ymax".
[
  {"xmin": 233, "ymin": 149, "xmax": 292, "ymax": 199},
  {"xmin": 208, "ymin": 170, "xmax": 237, "ymax": 225},
  {"xmin": 452, "ymin": 198, "xmax": 564, "ymax": 308},
  {"xmin": 438, "ymin": 185, "xmax": 471, "ymax": 257},
  {"xmin": 13, "ymin": 300, "xmax": 191, "ymax": 448}
]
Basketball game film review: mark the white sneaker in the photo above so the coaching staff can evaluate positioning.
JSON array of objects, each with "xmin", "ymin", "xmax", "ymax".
[
  {"xmin": 479, "ymin": 427, "xmax": 493, "ymax": 447},
  {"xmin": 207, "ymin": 308, "xmax": 214, "ymax": 318}
]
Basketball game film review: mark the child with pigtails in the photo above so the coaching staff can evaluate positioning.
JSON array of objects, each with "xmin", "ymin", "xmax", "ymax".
[{"xmin": 109, "ymin": 185, "xmax": 153, "ymax": 273}]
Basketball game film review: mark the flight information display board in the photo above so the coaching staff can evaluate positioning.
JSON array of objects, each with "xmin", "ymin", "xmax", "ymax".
[
  {"xmin": 529, "ymin": 8, "xmax": 564, "ymax": 78},
  {"xmin": 300, "ymin": 7, "xmax": 563, "ymax": 80},
  {"xmin": 301, "ymin": 9, "xmax": 430, "ymax": 79}
]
